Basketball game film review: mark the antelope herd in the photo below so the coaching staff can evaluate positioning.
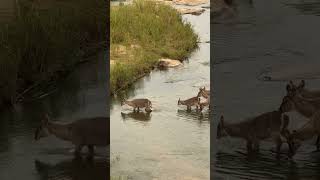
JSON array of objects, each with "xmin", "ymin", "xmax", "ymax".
[
  {"xmin": 218, "ymin": 80, "xmax": 320, "ymax": 158},
  {"xmin": 121, "ymin": 86, "xmax": 210, "ymax": 113}
]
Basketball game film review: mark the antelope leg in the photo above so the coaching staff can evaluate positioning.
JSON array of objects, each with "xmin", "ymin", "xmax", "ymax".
[
  {"xmin": 246, "ymin": 141, "xmax": 253, "ymax": 153},
  {"xmin": 88, "ymin": 145, "xmax": 94, "ymax": 156},
  {"xmin": 74, "ymin": 145, "xmax": 83, "ymax": 157},
  {"xmin": 316, "ymin": 135, "xmax": 320, "ymax": 151}
]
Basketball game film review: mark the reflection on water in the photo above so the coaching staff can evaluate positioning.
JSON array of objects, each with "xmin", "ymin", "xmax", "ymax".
[
  {"xmin": 213, "ymin": 0, "xmax": 320, "ymax": 179},
  {"xmin": 0, "ymin": 53, "xmax": 108, "ymax": 180},
  {"xmin": 34, "ymin": 157, "xmax": 108, "ymax": 180},
  {"xmin": 121, "ymin": 111, "xmax": 152, "ymax": 122},
  {"xmin": 111, "ymin": 3, "xmax": 210, "ymax": 179}
]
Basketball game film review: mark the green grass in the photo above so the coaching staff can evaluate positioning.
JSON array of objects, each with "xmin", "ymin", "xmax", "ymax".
[
  {"xmin": 110, "ymin": 0, "xmax": 198, "ymax": 94},
  {"xmin": 0, "ymin": 0, "xmax": 107, "ymax": 106}
]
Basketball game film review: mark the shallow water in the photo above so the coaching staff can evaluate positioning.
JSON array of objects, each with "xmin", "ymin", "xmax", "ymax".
[
  {"xmin": 110, "ymin": 3, "xmax": 210, "ymax": 180},
  {"xmin": 213, "ymin": 0, "xmax": 320, "ymax": 179},
  {"xmin": 0, "ymin": 53, "xmax": 108, "ymax": 180}
]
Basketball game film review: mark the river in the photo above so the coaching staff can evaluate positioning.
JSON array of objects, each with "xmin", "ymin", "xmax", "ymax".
[
  {"xmin": 110, "ymin": 2, "xmax": 210, "ymax": 180},
  {"xmin": 213, "ymin": 0, "xmax": 320, "ymax": 179}
]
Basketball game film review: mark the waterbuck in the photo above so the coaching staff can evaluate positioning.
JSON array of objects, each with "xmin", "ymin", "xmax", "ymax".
[
  {"xmin": 287, "ymin": 80, "xmax": 320, "ymax": 99},
  {"xmin": 280, "ymin": 84, "xmax": 320, "ymax": 151},
  {"xmin": 217, "ymin": 111, "xmax": 292, "ymax": 155},
  {"xmin": 121, "ymin": 98, "xmax": 152, "ymax": 112},
  {"xmin": 34, "ymin": 114, "xmax": 109, "ymax": 157},
  {"xmin": 197, "ymin": 87, "xmax": 210, "ymax": 110},
  {"xmin": 178, "ymin": 96, "xmax": 201, "ymax": 111},
  {"xmin": 197, "ymin": 87, "xmax": 210, "ymax": 99}
]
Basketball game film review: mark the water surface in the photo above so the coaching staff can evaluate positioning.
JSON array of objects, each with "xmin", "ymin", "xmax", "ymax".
[
  {"xmin": 110, "ymin": 3, "xmax": 210, "ymax": 179},
  {"xmin": 213, "ymin": 0, "xmax": 320, "ymax": 179}
]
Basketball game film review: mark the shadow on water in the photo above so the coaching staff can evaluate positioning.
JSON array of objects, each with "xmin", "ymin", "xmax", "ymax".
[
  {"xmin": 34, "ymin": 157, "xmax": 108, "ymax": 180},
  {"xmin": 121, "ymin": 111, "xmax": 152, "ymax": 122},
  {"xmin": 176, "ymin": 109, "xmax": 210, "ymax": 122}
]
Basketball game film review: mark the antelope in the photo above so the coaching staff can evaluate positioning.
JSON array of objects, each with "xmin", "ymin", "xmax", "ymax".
[
  {"xmin": 178, "ymin": 96, "xmax": 201, "ymax": 111},
  {"xmin": 287, "ymin": 80, "xmax": 320, "ymax": 99},
  {"xmin": 279, "ymin": 84, "xmax": 320, "ymax": 151},
  {"xmin": 34, "ymin": 114, "xmax": 109, "ymax": 157},
  {"xmin": 217, "ymin": 111, "xmax": 292, "ymax": 155},
  {"xmin": 197, "ymin": 87, "xmax": 210, "ymax": 99},
  {"xmin": 197, "ymin": 87, "xmax": 210, "ymax": 110},
  {"xmin": 121, "ymin": 98, "xmax": 152, "ymax": 112}
]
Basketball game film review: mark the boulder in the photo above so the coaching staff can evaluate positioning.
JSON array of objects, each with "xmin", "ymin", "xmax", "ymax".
[
  {"xmin": 177, "ymin": 8, "xmax": 205, "ymax": 15},
  {"xmin": 158, "ymin": 58, "xmax": 182, "ymax": 68},
  {"xmin": 173, "ymin": 0, "xmax": 208, "ymax": 6}
]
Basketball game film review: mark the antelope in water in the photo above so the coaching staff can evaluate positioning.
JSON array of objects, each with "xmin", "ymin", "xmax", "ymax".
[
  {"xmin": 197, "ymin": 87, "xmax": 210, "ymax": 99},
  {"xmin": 121, "ymin": 98, "xmax": 152, "ymax": 112},
  {"xmin": 287, "ymin": 80, "xmax": 320, "ymax": 99},
  {"xmin": 280, "ymin": 84, "xmax": 320, "ymax": 153},
  {"xmin": 217, "ymin": 111, "xmax": 292, "ymax": 155},
  {"xmin": 178, "ymin": 96, "xmax": 201, "ymax": 111},
  {"xmin": 34, "ymin": 115, "xmax": 109, "ymax": 158},
  {"xmin": 197, "ymin": 87, "xmax": 210, "ymax": 110}
]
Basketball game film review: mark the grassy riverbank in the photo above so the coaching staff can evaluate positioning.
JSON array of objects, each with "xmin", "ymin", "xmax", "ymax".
[
  {"xmin": 0, "ymin": 0, "xmax": 107, "ymax": 107},
  {"xmin": 110, "ymin": 0, "xmax": 198, "ymax": 95}
]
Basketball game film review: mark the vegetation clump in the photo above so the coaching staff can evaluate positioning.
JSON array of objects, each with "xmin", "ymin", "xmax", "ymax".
[
  {"xmin": 0, "ymin": 0, "xmax": 107, "ymax": 107},
  {"xmin": 110, "ymin": 0, "xmax": 198, "ymax": 94}
]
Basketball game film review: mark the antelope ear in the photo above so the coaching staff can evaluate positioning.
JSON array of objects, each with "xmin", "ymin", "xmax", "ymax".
[
  {"xmin": 286, "ymin": 84, "xmax": 292, "ymax": 92},
  {"xmin": 289, "ymin": 80, "xmax": 294, "ymax": 86},
  {"xmin": 298, "ymin": 80, "xmax": 305, "ymax": 89},
  {"xmin": 203, "ymin": 87, "xmax": 206, "ymax": 90}
]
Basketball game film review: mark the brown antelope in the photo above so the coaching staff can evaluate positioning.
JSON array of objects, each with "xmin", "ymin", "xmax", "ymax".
[
  {"xmin": 217, "ymin": 111, "xmax": 292, "ymax": 155},
  {"xmin": 280, "ymin": 84, "xmax": 320, "ymax": 151},
  {"xmin": 197, "ymin": 87, "xmax": 210, "ymax": 99},
  {"xmin": 34, "ymin": 114, "xmax": 109, "ymax": 157},
  {"xmin": 178, "ymin": 96, "xmax": 201, "ymax": 111},
  {"xmin": 197, "ymin": 87, "xmax": 210, "ymax": 110},
  {"xmin": 287, "ymin": 80, "xmax": 320, "ymax": 99},
  {"xmin": 121, "ymin": 98, "xmax": 152, "ymax": 112}
]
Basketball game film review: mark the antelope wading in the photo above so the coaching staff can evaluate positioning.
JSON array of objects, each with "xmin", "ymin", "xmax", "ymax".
[
  {"xmin": 197, "ymin": 87, "xmax": 210, "ymax": 110},
  {"xmin": 121, "ymin": 98, "xmax": 152, "ymax": 112},
  {"xmin": 178, "ymin": 96, "xmax": 201, "ymax": 111},
  {"xmin": 217, "ymin": 111, "xmax": 292, "ymax": 155},
  {"xmin": 280, "ymin": 83, "xmax": 320, "ymax": 154},
  {"xmin": 34, "ymin": 115, "xmax": 109, "ymax": 157}
]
